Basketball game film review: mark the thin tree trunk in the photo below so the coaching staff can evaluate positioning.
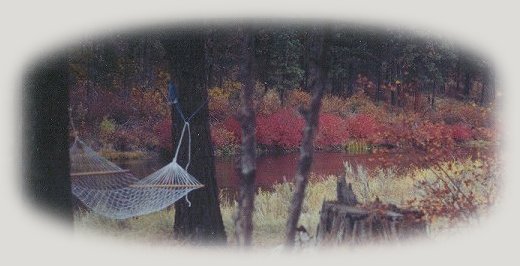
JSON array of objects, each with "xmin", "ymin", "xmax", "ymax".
[
  {"xmin": 480, "ymin": 72, "xmax": 493, "ymax": 106},
  {"xmin": 234, "ymin": 28, "xmax": 257, "ymax": 246},
  {"xmin": 285, "ymin": 29, "xmax": 328, "ymax": 247},
  {"xmin": 346, "ymin": 62, "xmax": 354, "ymax": 97},
  {"xmin": 414, "ymin": 82, "xmax": 421, "ymax": 112},
  {"xmin": 162, "ymin": 31, "xmax": 227, "ymax": 244},
  {"xmin": 464, "ymin": 70, "xmax": 472, "ymax": 100},
  {"xmin": 376, "ymin": 64, "xmax": 382, "ymax": 103},
  {"xmin": 456, "ymin": 60, "xmax": 463, "ymax": 94},
  {"xmin": 431, "ymin": 81, "xmax": 436, "ymax": 110}
]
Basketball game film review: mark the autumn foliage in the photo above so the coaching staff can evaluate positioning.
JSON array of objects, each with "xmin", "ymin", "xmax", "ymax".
[
  {"xmin": 345, "ymin": 114, "xmax": 379, "ymax": 139},
  {"xmin": 256, "ymin": 109, "xmax": 304, "ymax": 150},
  {"xmin": 70, "ymin": 74, "xmax": 496, "ymax": 160},
  {"xmin": 315, "ymin": 114, "xmax": 349, "ymax": 149}
]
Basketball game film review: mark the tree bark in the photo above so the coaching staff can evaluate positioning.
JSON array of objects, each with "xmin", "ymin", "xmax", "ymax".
[
  {"xmin": 431, "ymin": 80, "xmax": 436, "ymax": 110},
  {"xmin": 346, "ymin": 62, "xmax": 354, "ymax": 97},
  {"xmin": 285, "ymin": 29, "xmax": 328, "ymax": 247},
  {"xmin": 316, "ymin": 201, "xmax": 426, "ymax": 245},
  {"xmin": 464, "ymin": 70, "xmax": 472, "ymax": 100},
  {"xmin": 161, "ymin": 30, "xmax": 226, "ymax": 244},
  {"xmin": 456, "ymin": 59, "xmax": 463, "ymax": 94},
  {"xmin": 24, "ymin": 55, "xmax": 73, "ymax": 222},
  {"xmin": 234, "ymin": 28, "xmax": 257, "ymax": 246},
  {"xmin": 480, "ymin": 71, "xmax": 493, "ymax": 106},
  {"xmin": 316, "ymin": 176, "xmax": 426, "ymax": 245},
  {"xmin": 375, "ymin": 64, "xmax": 382, "ymax": 103},
  {"xmin": 336, "ymin": 175, "xmax": 358, "ymax": 206},
  {"xmin": 414, "ymin": 82, "xmax": 421, "ymax": 112}
]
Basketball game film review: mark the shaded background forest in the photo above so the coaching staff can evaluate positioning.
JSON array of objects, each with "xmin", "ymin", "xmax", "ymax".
[{"xmin": 67, "ymin": 24, "xmax": 496, "ymax": 160}]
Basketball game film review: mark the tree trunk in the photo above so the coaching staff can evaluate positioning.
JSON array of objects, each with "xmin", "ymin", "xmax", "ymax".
[
  {"xmin": 336, "ymin": 175, "xmax": 358, "ymax": 206},
  {"xmin": 285, "ymin": 29, "xmax": 328, "ymax": 247},
  {"xmin": 161, "ymin": 30, "xmax": 226, "ymax": 244},
  {"xmin": 316, "ymin": 176, "xmax": 426, "ymax": 245},
  {"xmin": 375, "ymin": 65, "xmax": 382, "ymax": 103},
  {"xmin": 414, "ymin": 83, "xmax": 421, "ymax": 112},
  {"xmin": 234, "ymin": 28, "xmax": 257, "ymax": 247},
  {"xmin": 24, "ymin": 55, "xmax": 73, "ymax": 222},
  {"xmin": 480, "ymin": 71, "xmax": 493, "ymax": 106},
  {"xmin": 431, "ymin": 81, "xmax": 436, "ymax": 110},
  {"xmin": 456, "ymin": 60, "xmax": 463, "ymax": 94},
  {"xmin": 346, "ymin": 62, "xmax": 354, "ymax": 97},
  {"xmin": 315, "ymin": 201, "xmax": 426, "ymax": 245},
  {"xmin": 464, "ymin": 70, "xmax": 472, "ymax": 100}
]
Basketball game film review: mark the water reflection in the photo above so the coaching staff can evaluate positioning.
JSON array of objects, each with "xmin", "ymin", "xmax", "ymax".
[
  {"xmin": 119, "ymin": 145, "xmax": 493, "ymax": 196},
  {"xmin": 115, "ymin": 152, "xmax": 379, "ymax": 192}
]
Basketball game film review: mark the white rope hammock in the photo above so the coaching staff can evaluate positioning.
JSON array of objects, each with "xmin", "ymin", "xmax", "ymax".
[{"xmin": 71, "ymin": 118, "xmax": 203, "ymax": 220}]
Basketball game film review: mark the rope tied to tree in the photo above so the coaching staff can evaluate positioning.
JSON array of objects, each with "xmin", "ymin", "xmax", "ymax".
[
  {"xmin": 168, "ymin": 80, "xmax": 209, "ymax": 206},
  {"xmin": 67, "ymin": 80, "xmax": 207, "ymax": 216}
]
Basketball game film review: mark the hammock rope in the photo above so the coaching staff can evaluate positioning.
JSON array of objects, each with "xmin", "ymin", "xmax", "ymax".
[{"xmin": 69, "ymin": 86, "xmax": 207, "ymax": 219}]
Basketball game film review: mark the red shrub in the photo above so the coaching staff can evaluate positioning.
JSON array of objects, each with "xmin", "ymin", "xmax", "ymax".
[
  {"xmin": 473, "ymin": 127, "xmax": 495, "ymax": 141},
  {"xmin": 256, "ymin": 109, "xmax": 304, "ymax": 149},
  {"xmin": 410, "ymin": 122, "xmax": 455, "ymax": 154},
  {"xmin": 211, "ymin": 126, "xmax": 239, "ymax": 148},
  {"xmin": 315, "ymin": 114, "xmax": 349, "ymax": 148},
  {"xmin": 154, "ymin": 118, "xmax": 172, "ymax": 152},
  {"xmin": 346, "ymin": 114, "xmax": 379, "ymax": 139},
  {"xmin": 223, "ymin": 117, "xmax": 242, "ymax": 141},
  {"xmin": 450, "ymin": 124, "xmax": 473, "ymax": 142},
  {"xmin": 371, "ymin": 122, "xmax": 408, "ymax": 148}
]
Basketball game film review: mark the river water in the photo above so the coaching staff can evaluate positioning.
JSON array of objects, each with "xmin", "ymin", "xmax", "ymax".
[
  {"xmin": 115, "ymin": 152, "xmax": 352, "ymax": 192},
  {"xmin": 115, "ymin": 147, "xmax": 490, "ymax": 194}
]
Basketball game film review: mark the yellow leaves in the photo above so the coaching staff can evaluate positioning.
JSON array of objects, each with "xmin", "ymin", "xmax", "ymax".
[
  {"xmin": 256, "ymin": 89, "xmax": 281, "ymax": 115},
  {"xmin": 286, "ymin": 89, "xmax": 311, "ymax": 109},
  {"xmin": 321, "ymin": 94, "xmax": 349, "ymax": 116}
]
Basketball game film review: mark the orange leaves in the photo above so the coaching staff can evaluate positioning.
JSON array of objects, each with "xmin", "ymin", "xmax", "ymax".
[
  {"xmin": 211, "ymin": 127, "xmax": 239, "ymax": 152},
  {"xmin": 208, "ymin": 87, "xmax": 232, "ymax": 121},
  {"xmin": 286, "ymin": 89, "xmax": 311, "ymax": 109},
  {"xmin": 256, "ymin": 89, "xmax": 282, "ymax": 116}
]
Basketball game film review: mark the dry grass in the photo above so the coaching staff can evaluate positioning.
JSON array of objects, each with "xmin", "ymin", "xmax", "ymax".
[
  {"xmin": 74, "ymin": 207, "xmax": 176, "ymax": 244},
  {"xmin": 221, "ymin": 176, "xmax": 337, "ymax": 246},
  {"xmin": 74, "ymin": 158, "xmax": 497, "ymax": 246}
]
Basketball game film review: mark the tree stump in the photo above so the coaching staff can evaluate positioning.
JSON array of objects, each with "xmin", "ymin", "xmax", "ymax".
[
  {"xmin": 337, "ymin": 174, "xmax": 358, "ymax": 206},
  {"xmin": 316, "ymin": 177, "xmax": 426, "ymax": 245}
]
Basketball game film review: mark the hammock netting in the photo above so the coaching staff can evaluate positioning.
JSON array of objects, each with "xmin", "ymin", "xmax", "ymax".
[{"xmin": 70, "ymin": 135, "xmax": 203, "ymax": 220}]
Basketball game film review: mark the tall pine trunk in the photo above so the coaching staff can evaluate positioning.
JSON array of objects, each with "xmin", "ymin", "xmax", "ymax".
[
  {"xmin": 161, "ymin": 30, "xmax": 226, "ymax": 244},
  {"xmin": 285, "ymin": 29, "xmax": 328, "ymax": 247}
]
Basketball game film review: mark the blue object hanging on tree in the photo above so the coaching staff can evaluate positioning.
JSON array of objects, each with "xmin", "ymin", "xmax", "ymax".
[
  {"xmin": 168, "ymin": 79, "xmax": 208, "ymax": 123},
  {"xmin": 168, "ymin": 80, "xmax": 186, "ymax": 121},
  {"xmin": 168, "ymin": 80, "xmax": 178, "ymax": 104}
]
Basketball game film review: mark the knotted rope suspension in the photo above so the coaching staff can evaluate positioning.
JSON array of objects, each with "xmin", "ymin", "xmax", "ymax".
[{"xmin": 69, "ymin": 83, "xmax": 208, "ymax": 219}]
